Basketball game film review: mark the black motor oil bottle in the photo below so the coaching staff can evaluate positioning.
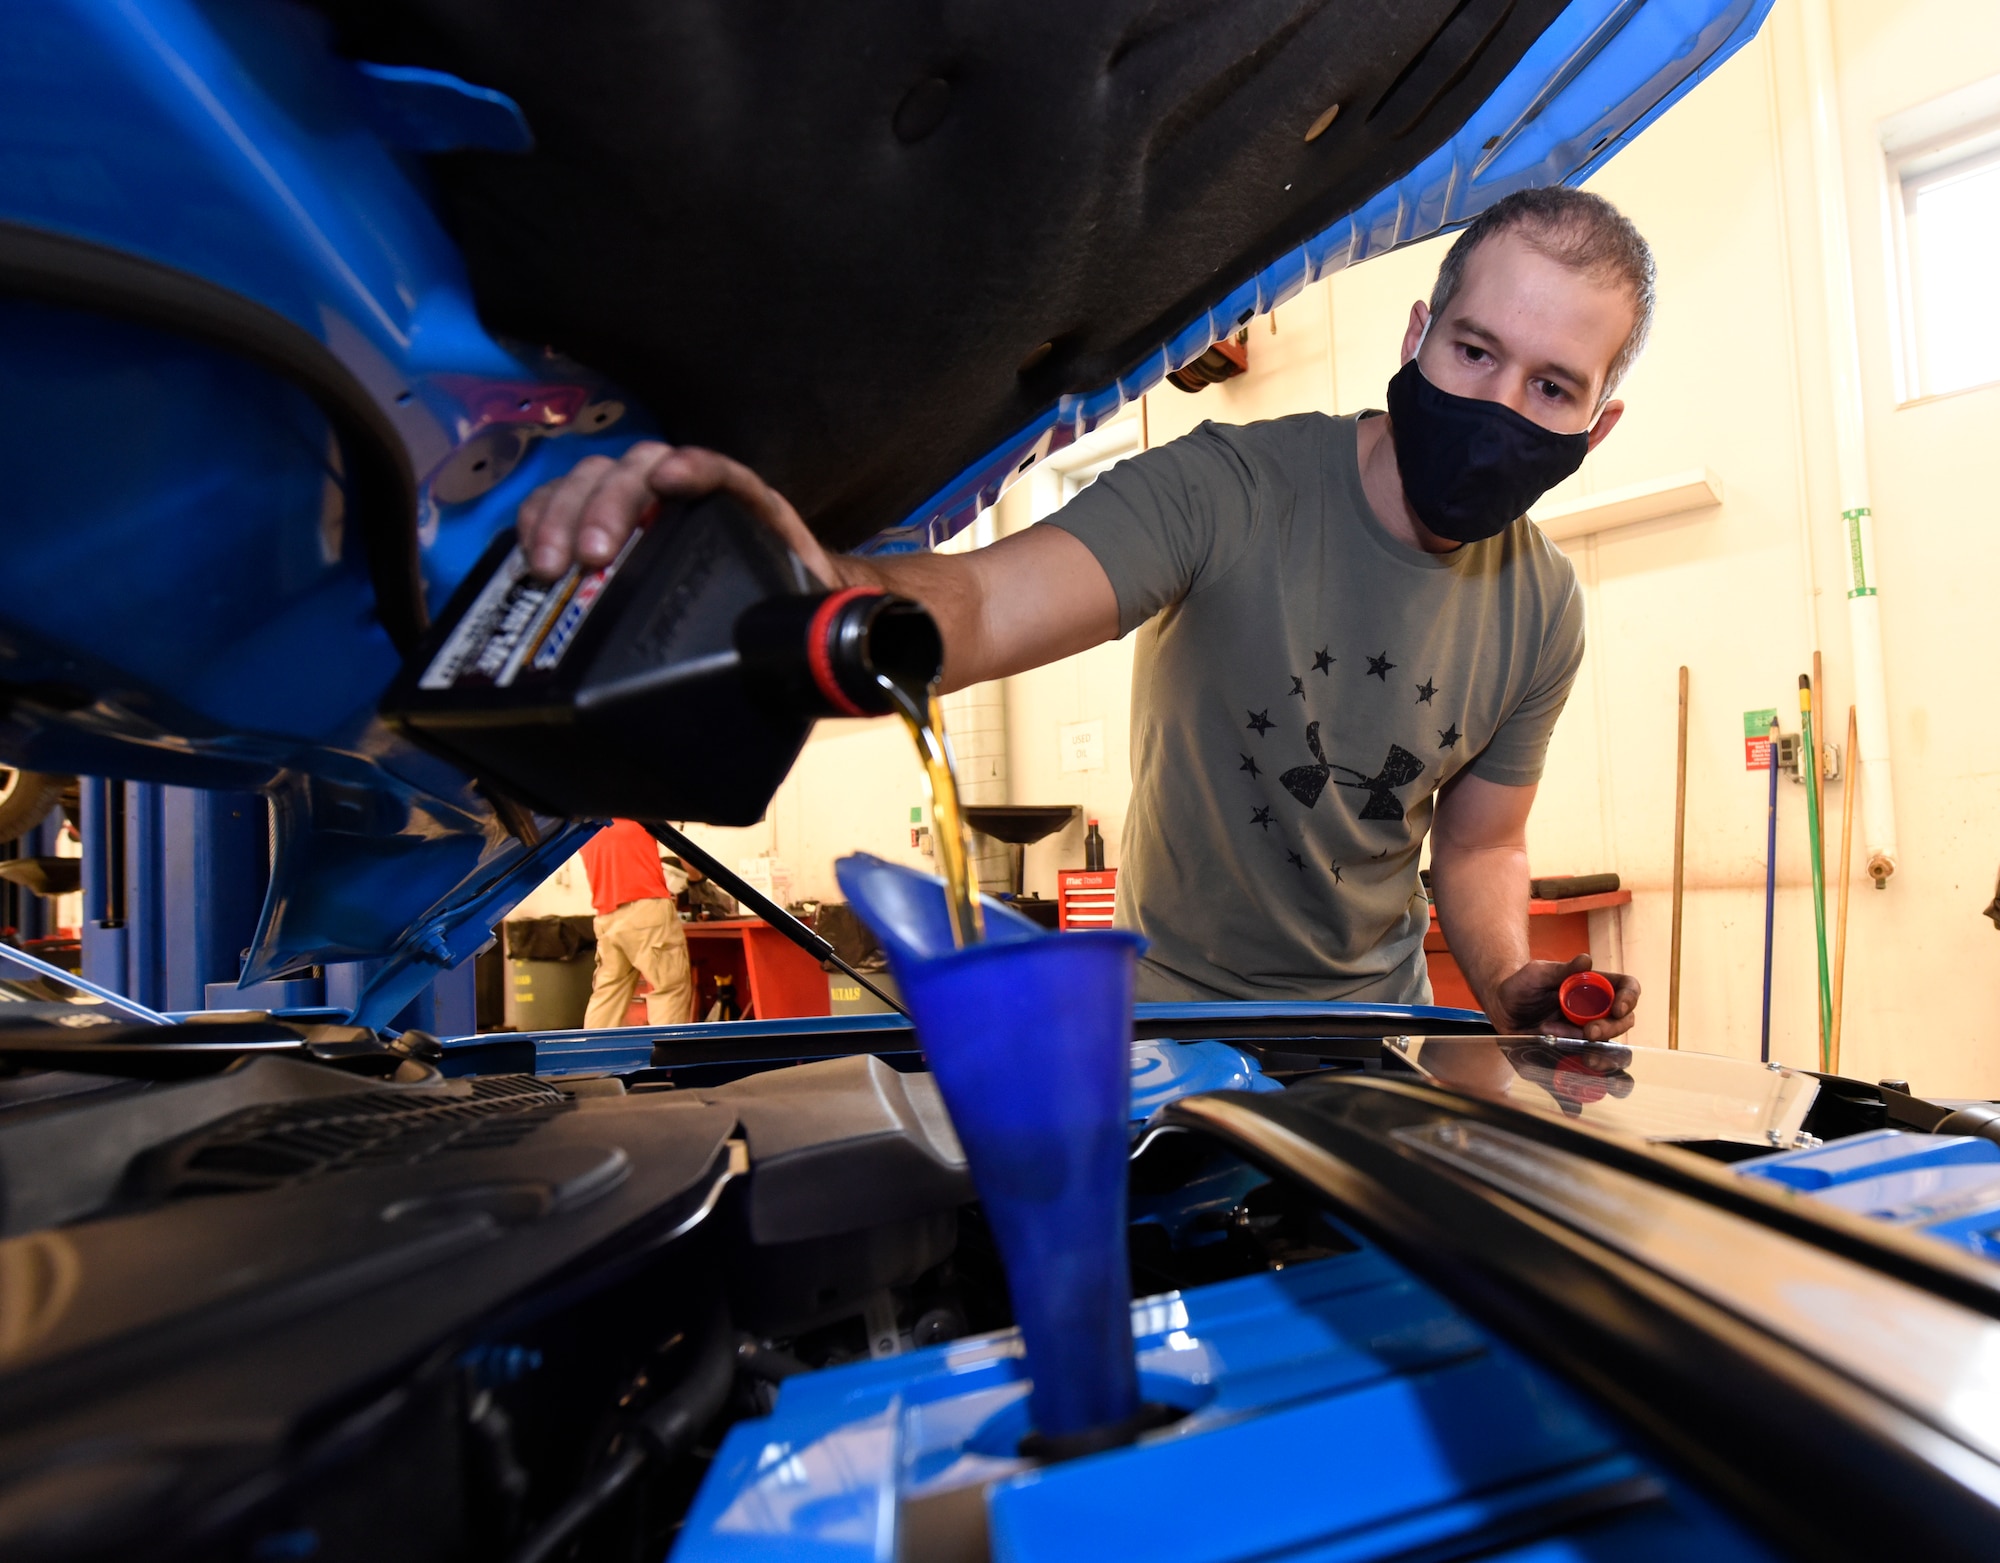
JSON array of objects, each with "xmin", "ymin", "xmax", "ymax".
[{"xmin": 383, "ymin": 493, "xmax": 941, "ymax": 826}]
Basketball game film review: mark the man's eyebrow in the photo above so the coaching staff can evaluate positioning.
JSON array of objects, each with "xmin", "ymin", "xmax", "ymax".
[{"xmin": 1448, "ymin": 314, "xmax": 1594, "ymax": 395}]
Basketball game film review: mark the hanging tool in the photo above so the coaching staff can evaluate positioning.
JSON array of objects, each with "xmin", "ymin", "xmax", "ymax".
[
  {"xmin": 1830, "ymin": 704, "xmax": 1858, "ymax": 1076},
  {"xmin": 1811, "ymin": 654, "xmax": 1832, "ymax": 1066},
  {"xmin": 1761, "ymin": 716, "xmax": 1778, "ymax": 1065},
  {"xmin": 1668, "ymin": 666, "xmax": 1689, "ymax": 1050},
  {"xmin": 1811, "ymin": 650, "xmax": 1831, "ymax": 904},
  {"xmin": 1800, "ymin": 676, "xmax": 1832, "ymax": 1068},
  {"xmin": 644, "ymin": 821, "xmax": 910, "ymax": 1018}
]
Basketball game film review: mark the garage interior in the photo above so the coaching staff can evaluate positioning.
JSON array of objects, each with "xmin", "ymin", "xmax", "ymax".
[
  {"xmin": 8, "ymin": 1, "xmax": 2000, "ymax": 1560},
  {"xmin": 479, "ymin": 0, "xmax": 2000, "ymax": 1093}
]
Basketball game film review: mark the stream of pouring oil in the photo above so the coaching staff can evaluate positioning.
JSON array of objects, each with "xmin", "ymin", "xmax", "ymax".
[{"xmin": 877, "ymin": 672, "xmax": 985, "ymax": 949}]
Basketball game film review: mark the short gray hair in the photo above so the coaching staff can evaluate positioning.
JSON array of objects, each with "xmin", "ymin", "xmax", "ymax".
[{"xmin": 1429, "ymin": 187, "xmax": 1656, "ymax": 398}]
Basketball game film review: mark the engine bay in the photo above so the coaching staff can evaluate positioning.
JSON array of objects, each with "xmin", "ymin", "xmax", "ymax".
[
  {"xmin": 0, "ymin": 996, "xmax": 1357, "ymax": 1563},
  {"xmin": 7, "ymin": 990, "xmax": 2000, "ymax": 1563}
]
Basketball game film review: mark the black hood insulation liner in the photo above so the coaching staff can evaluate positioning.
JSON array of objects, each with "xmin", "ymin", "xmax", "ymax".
[{"xmin": 316, "ymin": 0, "xmax": 1565, "ymax": 549}]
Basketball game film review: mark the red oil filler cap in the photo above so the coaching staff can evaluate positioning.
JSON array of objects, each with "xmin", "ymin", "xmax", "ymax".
[{"xmin": 1558, "ymin": 970, "xmax": 1617, "ymax": 1026}]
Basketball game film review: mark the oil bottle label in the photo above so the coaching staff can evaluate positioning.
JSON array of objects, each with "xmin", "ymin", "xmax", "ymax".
[{"xmin": 419, "ymin": 531, "xmax": 641, "ymax": 691}]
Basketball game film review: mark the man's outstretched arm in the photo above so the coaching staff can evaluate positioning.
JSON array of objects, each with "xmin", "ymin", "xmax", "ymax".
[
  {"xmin": 1429, "ymin": 769, "xmax": 1639, "ymax": 1040},
  {"xmin": 517, "ymin": 441, "xmax": 1121, "ymax": 692}
]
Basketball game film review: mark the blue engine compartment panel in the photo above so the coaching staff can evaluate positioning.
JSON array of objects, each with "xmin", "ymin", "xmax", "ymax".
[
  {"xmin": 1739, "ymin": 1129, "xmax": 2000, "ymax": 1262},
  {"xmin": 673, "ymin": 1237, "xmax": 1775, "ymax": 1563}
]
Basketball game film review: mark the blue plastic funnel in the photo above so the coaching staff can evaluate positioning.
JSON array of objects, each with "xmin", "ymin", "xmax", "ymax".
[
  {"xmin": 830, "ymin": 849, "xmax": 1042, "ymax": 959},
  {"xmin": 836, "ymin": 854, "xmax": 1145, "ymax": 1445}
]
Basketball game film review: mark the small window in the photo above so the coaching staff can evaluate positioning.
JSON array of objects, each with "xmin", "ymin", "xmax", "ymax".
[
  {"xmin": 1884, "ymin": 76, "xmax": 2000, "ymax": 402},
  {"xmin": 1027, "ymin": 413, "xmax": 1144, "ymax": 523}
]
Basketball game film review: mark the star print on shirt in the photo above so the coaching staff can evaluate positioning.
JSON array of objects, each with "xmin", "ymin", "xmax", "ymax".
[
  {"xmin": 1438, "ymin": 723, "xmax": 1462, "ymax": 750},
  {"xmin": 1240, "ymin": 753, "xmax": 1261, "ymax": 779},
  {"xmin": 1415, "ymin": 678, "xmax": 1437, "ymax": 705},
  {"xmin": 1366, "ymin": 652, "xmax": 1396, "ymax": 681},
  {"xmin": 1313, "ymin": 648, "xmax": 1334, "ymax": 674},
  {"xmin": 1289, "ymin": 676, "xmax": 1306, "ymax": 700},
  {"xmin": 1330, "ymin": 862, "xmax": 1345, "ymax": 884},
  {"xmin": 1286, "ymin": 849, "xmax": 1306, "ymax": 871},
  {"xmin": 1247, "ymin": 709, "xmax": 1274, "ymax": 737},
  {"xmin": 1250, "ymin": 806, "xmax": 1273, "ymax": 830}
]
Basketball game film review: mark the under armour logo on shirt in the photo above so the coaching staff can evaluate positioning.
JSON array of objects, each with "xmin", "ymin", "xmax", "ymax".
[{"xmin": 1281, "ymin": 722, "xmax": 1425, "ymax": 821}]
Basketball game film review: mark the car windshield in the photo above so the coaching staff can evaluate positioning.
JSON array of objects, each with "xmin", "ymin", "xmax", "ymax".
[{"xmin": 1401, "ymin": 1035, "xmax": 1820, "ymax": 1149}]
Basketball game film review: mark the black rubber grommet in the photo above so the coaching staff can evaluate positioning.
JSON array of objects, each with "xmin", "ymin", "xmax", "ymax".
[{"xmin": 1017, "ymin": 1401, "xmax": 1187, "ymax": 1464}]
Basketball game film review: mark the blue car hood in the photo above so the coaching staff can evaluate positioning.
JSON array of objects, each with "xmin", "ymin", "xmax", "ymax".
[{"xmin": 0, "ymin": 0, "xmax": 1769, "ymax": 1025}]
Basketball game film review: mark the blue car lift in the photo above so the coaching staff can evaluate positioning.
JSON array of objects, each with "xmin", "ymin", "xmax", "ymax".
[
  {"xmin": 75, "ymin": 776, "xmax": 478, "ymax": 1031},
  {"xmin": 0, "ymin": 811, "xmax": 66, "ymax": 948}
]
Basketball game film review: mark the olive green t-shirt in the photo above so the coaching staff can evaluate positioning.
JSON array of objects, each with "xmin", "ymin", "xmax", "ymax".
[{"xmin": 1045, "ymin": 411, "xmax": 1585, "ymax": 1004}]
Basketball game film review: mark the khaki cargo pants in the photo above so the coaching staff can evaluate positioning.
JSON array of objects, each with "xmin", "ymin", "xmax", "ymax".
[{"xmin": 584, "ymin": 896, "xmax": 694, "ymax": 1028}]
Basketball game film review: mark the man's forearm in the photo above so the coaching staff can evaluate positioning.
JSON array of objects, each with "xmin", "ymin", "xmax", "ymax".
[
  {"xmin": 827, "ymin": 526, "xmax": 1121, "ymax": 694},
  {"xmin": 1424, "ymin": 775, "xmax": 1634, "ymax": 1039},
  {"xmin": 826, "ymin": 551, "xmax": 996, "ymax": 694},
  {"xmin": 517, "ymin": 443, "xmax": 1118, "ymax": 691},
  {"xmin": 516, "ymin": 442, "xmax": 1121, "ymax": 693},
  {"xmin": 1428, "ymin": 842, "xmax": 1532, "ymax": 1018}
]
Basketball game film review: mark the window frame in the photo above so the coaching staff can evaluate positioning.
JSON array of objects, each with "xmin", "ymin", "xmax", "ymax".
[
  {"xmin": 1026, "ymin": 413, "xmax": 1144, "ymax": 523},
  {"xmin": 1881, "ymin": 75, "xmax": 2000, "ymax": 406}
]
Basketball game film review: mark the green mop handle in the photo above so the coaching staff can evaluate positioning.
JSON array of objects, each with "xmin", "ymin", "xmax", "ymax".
[{"xmin": 1800, "ymin": 676, "xmax": 1832, "ymax": 1067}]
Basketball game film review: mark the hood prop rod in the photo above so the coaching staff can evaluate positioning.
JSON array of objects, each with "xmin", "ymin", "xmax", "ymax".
[{"xmin": 643, "ymin": 822, "xmax": 909, "ymax": 1019}]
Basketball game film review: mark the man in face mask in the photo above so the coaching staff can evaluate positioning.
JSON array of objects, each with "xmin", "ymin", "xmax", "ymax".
[{"xmin": 518, "ymin": 187, "xmax": 1646, "ymax": 1040}]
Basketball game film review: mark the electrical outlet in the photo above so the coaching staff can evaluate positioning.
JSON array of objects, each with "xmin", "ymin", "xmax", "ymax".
[{"xmin": 1777, "ymin": 734, "xmax": 1841, "ymax": 785}]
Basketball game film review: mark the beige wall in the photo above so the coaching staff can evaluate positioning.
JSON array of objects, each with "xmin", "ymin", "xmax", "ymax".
[
  {"xmin": 673, "ymin": 716, "xmax": 935, "ymax": 906},
  {"xmin": 1534, "ymin": 0, "xmax": 2000, "ymax": 1095},
  {"xmin": 664, "ymin": 0, "xmax": 2000, "ymax": 1093}
]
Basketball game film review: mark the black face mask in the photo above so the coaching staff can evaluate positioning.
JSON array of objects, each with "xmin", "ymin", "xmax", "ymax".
[{"xmin": 1384, "ymin": 358, "xmax": 1591, "ymax": 544}]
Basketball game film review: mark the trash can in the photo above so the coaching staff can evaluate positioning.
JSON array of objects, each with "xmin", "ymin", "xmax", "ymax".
[
  {"xmin": 827, "ymin": 965, "xmax": 900, "ymax": 1014},
  {"xmin": 816, "ymin": 902, "xmax": 898, "ymax": 1014},
  {"xmin": 503, "ymin": 915, "xmax": 597, "ymax": 1032}
]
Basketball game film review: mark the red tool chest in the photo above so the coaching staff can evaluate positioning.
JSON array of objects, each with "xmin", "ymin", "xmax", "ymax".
[{"xmin": 1057, "ymin": 868, "xmax": 1118, "ymax": 930}]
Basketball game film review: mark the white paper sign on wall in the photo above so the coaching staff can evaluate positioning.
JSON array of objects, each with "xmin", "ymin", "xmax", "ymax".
[{"xmin": 1059, "ymin": 718, "xmax": 1105, "ymax": 773}]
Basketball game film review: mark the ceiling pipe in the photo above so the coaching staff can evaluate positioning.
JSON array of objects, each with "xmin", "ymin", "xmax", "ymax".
[{"xmin": 1796, "ymin": 0, "xmax": 1897, "ymax": 887}]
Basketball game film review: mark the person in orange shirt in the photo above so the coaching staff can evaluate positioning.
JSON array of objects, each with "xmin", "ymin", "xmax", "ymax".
[{"xmin": 578, "ymin": 819, "xmax": 695, "ymax": 1028}]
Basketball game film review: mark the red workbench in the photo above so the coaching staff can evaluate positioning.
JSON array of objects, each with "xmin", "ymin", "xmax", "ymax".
[
  {"xmin": 682, "ymin": 918, "xmax": 831, "ymax": 1020},
  {"xmin": 619, "ymin": 918, "xmax": 833, "ymax": 1026},
  {"xmin": 1424, "ymin": 890, "xmax": 1631, "ymax": 1012}
]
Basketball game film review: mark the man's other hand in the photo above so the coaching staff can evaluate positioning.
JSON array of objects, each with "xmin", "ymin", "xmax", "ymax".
[
  {"xmin": 516, "ymin": 441, "xmax": 845, "ymax": 586},
  {"xmin": 1487, "ymin": 953, "xmax": 1639, "ymax": 1041}
]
